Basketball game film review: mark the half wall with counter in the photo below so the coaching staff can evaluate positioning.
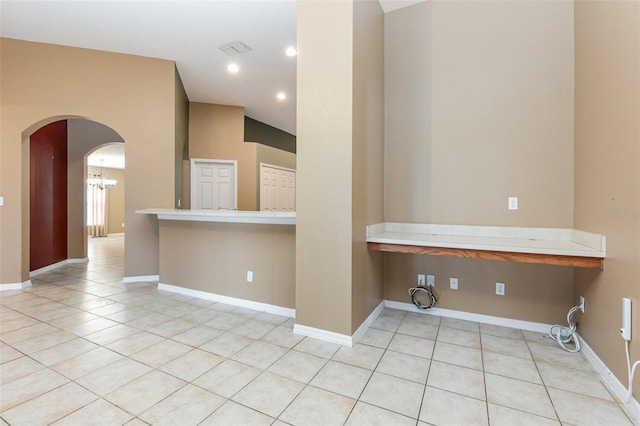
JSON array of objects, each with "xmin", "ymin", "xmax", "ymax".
[{"xmin": 137, "ymin": 209, "xmax": 296, "ymax": 316}]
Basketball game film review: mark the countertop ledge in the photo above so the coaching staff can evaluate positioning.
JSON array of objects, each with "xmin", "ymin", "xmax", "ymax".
[
  {"xmin": 366, "ymin": 223, "xmax": 605, "ymax": 257},
  {"xmin": 136, "ymin": 208, "xmax": 296, "ymax": 225}
]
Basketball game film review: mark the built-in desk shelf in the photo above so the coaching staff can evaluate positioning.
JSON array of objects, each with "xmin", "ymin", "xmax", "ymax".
[{"xmin": 366, "ymin": 223, "xmax": 605, "ymax": 269}]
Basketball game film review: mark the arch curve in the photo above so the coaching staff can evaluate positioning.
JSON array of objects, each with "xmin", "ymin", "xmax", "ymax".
[{"xmin": 23, "ymin": 116, "xmax": 126, "ymax": 273}]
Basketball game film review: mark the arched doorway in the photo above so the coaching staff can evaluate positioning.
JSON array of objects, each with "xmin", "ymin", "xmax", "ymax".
[
  {"xmin": 26, "ymin": 117, "xmax": 125, "ymax": 276},
  {"xmin": 86, "ymin": 143, "xmax": 125, "ymax": 239}
]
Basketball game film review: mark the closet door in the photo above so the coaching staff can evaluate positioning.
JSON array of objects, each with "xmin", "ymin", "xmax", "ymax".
[{"xmin": 30, "ymin": 120, "xmax": 68, "ymax": 271}]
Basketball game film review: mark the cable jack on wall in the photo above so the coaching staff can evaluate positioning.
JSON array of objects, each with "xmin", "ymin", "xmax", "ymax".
[
  {"xmin": 408, "ymin": 286, "xmax": 437, "ymax": 310},
  {"xmin": 549, "ymin": 298, "xmax": 584, "ymax": 353}
]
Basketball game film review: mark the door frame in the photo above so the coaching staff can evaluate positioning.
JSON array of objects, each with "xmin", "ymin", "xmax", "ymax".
[{"xmin": 190, "ymin": 158, "xmax": 238, "ymax": 210}]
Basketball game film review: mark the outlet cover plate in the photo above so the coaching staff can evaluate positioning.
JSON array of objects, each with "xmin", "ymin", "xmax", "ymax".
[
  {"xmin": 496, "ymin": 282, "xmax": 505, "ymax": 296},
  {"xmin": 450, "ymin": 277, "xmax": 458, "ymax": 290}
]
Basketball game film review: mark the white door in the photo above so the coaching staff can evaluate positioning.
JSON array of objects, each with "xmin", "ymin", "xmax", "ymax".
[
  {"xmin": 191, "ymin": 159, "xmax": 237, "ymax": 210},
  {"xmin": 260, "ymin": 163, "xmax": 296, "ymax": 211}
]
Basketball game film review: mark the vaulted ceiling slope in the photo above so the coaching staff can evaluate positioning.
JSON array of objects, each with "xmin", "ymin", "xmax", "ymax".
[{"xmin": 0, "ymin": 0, "xmax": 425, "ymax": 135}]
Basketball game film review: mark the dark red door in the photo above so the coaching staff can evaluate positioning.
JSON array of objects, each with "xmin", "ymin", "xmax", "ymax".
[{"xmin": 30, "ymin": 120, "xmax": 68, "ymax": 271}]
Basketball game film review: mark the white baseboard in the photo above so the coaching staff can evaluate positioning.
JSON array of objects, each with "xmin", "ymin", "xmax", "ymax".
[
  {"xmin": 157, "ymin": 283, "xmax": 295, "ymax": 318},
  {"xmin": 578, "ymin": 334, "xmax": 640, "ymax": 424},
  {"xmin": 0, "ymin": 280, "xmax": 32, "ymax": 291},
  {"xmin": 293, "ymin": 323, "xmax": 354, "ymax": 347},
  {"xmin": 384, "ymin": 300, "xmax": 552, "ymax": 334},
  {"xmin": 123, "ymin": 275, "xmax": 159, "ymax": 283},
  {"xmin": 294, "ymin": 300, "xmax": 386, "ymax": 347},
  {"xmin": 29, "ymin": 258, "xmax": 86, "ymax": 277},
  {"xmin": 353, "ymin": 301, "xmax": 385, "ymax": 344}
]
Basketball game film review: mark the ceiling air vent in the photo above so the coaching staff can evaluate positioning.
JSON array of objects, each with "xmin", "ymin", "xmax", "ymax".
[{"xmin": 220, "ymin": 41, "xmax": 252, "ymax": 56}]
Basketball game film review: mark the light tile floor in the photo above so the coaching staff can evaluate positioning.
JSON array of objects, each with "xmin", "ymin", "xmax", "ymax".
[{"xmin": 0, "ymin": 235, "xmax": 634, "ymax": 425}]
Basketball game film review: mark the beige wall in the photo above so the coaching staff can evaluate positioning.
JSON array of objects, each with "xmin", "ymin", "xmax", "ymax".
[
  {"xmin": 384, "ymin": 255, "xmax": 573, "ymax": 323},
  {"xmin": 429, "ymin": 0, "xmax": 574, "ymax": 227},
  {"xmin": 159, "ymin": 221, "xmax": 295, "ymax": 308},
  {"xmin": 297, "ymin": 0, "xmax": 355, "ymax": 335},
  {"xmin": 351, "ymin": 0, "xmax": 385, "ymax": 332},
  {"xmin": 573, "ymin": 0, "xmax": 640, "ymax": 399},
  {"xmin": 384, "ymin": 2, "xmax": 431, "ymax": 221},
  {"xmin": 88, "ymin": 166, "xmax": 125, "ymax": 235},
  {"xmin": 383, "ymin": 1, "xmax": 576, "ymax": 324},
  {"xmin": 175, "ymin": 67, "xmax": 189, "ymax": 209},
  {"xmin": 67, "ymin": 119, "xmax": 124, "ymax": 259},
  {"xmin": 296, "ymin": 0, "xmax": 385, "ymax": 335},
  {"xmin": 256, "ymin": 144, "xmax": 296, "ymax": 171},
  {"xmin": 106, "ymin": 168, "xmax": 126, "ymax": 235},
  {"xmin": 0, "ymin": 38, "xmax": 175, "ymax": 282},
  {"xmin": 188, "ymin": 103, "xmax": 258, "ymax": 211}
]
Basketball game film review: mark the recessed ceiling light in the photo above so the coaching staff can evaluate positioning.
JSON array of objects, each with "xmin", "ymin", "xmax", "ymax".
[
  {"xmin": 276, "ymin": 92, "xmax": 287, "ymax": 100},
  {"xmin": 227, "ymin": 63, "xmax": 239, "ymax": 73},
  {"xmin": 285, "ymin": 46, "xmax": 297, "ymax": 57}
]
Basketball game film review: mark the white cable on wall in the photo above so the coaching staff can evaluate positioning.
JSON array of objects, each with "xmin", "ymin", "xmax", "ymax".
[
  {"xmin": 549, "ymin": 304, "xmax": 582, "ymax": 353},
  {"xmin": 625, "ymin": 340, "xmax": 640, "ymax": 403}
]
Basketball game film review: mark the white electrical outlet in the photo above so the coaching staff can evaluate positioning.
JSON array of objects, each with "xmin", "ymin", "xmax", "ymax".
[
  {"xmin": 417, "ymin": 274, "xmax": 426, "ymax": 287},
  {"xmin": 450, "ymin": 277, "xmax": 458, "ymax": 290},
  {"xmin": 621, "ymin": 298, "xmax": 632, "ymax": 341},
  {"xmin": 580, "ymin": 296, "xmax": 585, "ymax": 313},
  {"xmin": 246, "ymin": 270, "xmax": 253, "ymax": 283},
  {"xmin": 496, "ymin": 282, "xmax": 505, "ymax": 296},
  {"xmin": 427, "ymin": 275, "xmax": 435, "ymax": 287},
  {"xmin": 508, "ymin": 197, "xmax": 518, "ymax": 210}
]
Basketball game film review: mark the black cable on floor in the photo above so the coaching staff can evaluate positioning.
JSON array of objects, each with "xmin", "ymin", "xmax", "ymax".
[{"xmin": 408, "ymin": 286, "xmax": 437, "ymax": 309}]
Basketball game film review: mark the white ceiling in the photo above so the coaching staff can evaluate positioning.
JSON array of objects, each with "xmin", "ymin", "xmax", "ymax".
[
  {"xmin": 88, "ymin": 144, "xmax": 125, "ymax": 170},
  {"xmin": 0, "ymin": 0, "xmax": 425, "ymax": 136}
]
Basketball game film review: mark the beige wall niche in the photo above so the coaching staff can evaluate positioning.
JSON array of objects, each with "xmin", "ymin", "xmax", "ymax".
[
  {"xmin": 384, "ymin": 2, "xmax": 431, "ymax": 223},
  {"xmin": 384, "ymin": 254, "xmax": 573, "ymax": 324},
  {"xmin": 573, "ymin": 0, "xmax": 640, "ymax": 400},
  {"xmin": 382, "ymin": 1, "xmax": 576, "ymax": 324},
  {"xmin": 0, "ymin": 38, "xmax": 175, "ymax": 283}
]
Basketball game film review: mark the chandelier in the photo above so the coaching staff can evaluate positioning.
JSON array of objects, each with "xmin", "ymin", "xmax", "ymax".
[{"xmin": 88, "ymin": 159, "xmax": 117, "ymax": 190}]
